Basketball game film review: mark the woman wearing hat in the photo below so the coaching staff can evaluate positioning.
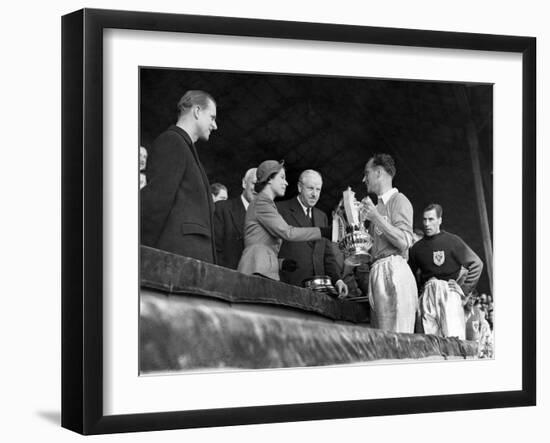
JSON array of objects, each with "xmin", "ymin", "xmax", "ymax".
[{"xmin": 238, "ymin": 160, "xmax": 332, "ymax": 280}]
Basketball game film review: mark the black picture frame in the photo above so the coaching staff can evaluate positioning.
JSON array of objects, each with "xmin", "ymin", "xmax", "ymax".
[{"xmin": 61, "ymin": 8, "xmax": 536, "ymax": 435}]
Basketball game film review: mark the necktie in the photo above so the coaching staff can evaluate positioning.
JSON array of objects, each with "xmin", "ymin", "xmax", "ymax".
[{"xmin": 307, "ymin": 208, "xmax": 312, "ymax": 224}]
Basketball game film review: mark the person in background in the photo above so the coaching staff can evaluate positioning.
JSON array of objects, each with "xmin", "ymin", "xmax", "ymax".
[
  {"xmin": 277, "ymin": 169, "xmax": 348, "ymax": 296},
  {"xmin": 214, "ymin": 168, "xmax": 257, "ymax": 269},
  {"xmin": 140, "ymin": 90, "xmax": 218, "ymax": 263},
  {"xmin": 487, "ymin": 306, "xmax": 494, "ymax": 331},
  {"xmin": 464, "ymin": 297, "xmax": 482, "ymax": 340},
  {"xmin": 409, "ymin": 203, "xmax": 483, "ymax": 339},
  {"xmin": 211, "ymin": 182, "xmax": 228, "ymax": 202},
  {"xmin": 237, "ymin": 160, "xmax": 332, "ymax": 280},
  {"xmin": 464, "ymin": 297, "xmax": 493, "ymax": 358},
  {"xmin": 140, "ymin": 146, "xmax": 148, "ymax": 190},
  {"xmin": 360, "ymin": 153, "xmax": 418, "ymax": 333}
]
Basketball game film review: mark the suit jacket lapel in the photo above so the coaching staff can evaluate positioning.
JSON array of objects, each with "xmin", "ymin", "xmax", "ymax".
[
  {"xmin": 289, "ymin": 198, "xmax": 315, "ymax": 248},
  {"xmin": 312, "ymin": 207, "xmax": 324, "ymax": 227},
  {"xmin": 289, "ymin": 198, "xmax": 309, "ymax": 227},
  {"xmin": 172, "ymin": 125, "xmax": 215, "ymax": 218}
]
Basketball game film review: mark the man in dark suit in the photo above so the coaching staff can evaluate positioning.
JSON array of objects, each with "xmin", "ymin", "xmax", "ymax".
[
  {"xmin": 214, "ymin": 168, "xmax": 257, "ymax": 269},
  {"xmin": 277, "ymin": 170, "xmax": 348, "ymax": 296},
  {"xmin": 140, "ymin": 90, "xmax": 218, "ymax": 263}
]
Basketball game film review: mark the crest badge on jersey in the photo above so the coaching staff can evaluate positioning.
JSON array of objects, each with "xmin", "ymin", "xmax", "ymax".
[{"xmin": 433, "ymin": 250, "xmax": 445, "ymax": 266}]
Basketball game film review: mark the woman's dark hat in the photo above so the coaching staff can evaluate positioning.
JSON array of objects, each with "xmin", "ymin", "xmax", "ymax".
[{"xmin": 256, "ymin": 160, "xmax": 284, "ymax": 183}]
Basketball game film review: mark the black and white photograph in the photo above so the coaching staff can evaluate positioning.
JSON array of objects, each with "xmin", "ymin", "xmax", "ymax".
[
  {"xmin": 139, "ymin": 68, "xmax": 495, "ymax": 374},
  {"xmin": 53, "ymin": 4, "xmax": 539, "ymax": 438},
  {"xmin": 2, "ymin": 0, "xmax": 548, "ymax": 439}
]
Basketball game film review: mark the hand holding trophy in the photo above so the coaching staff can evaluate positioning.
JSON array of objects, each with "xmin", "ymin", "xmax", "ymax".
[
  {"xmin": 358, "ymin": 195, "xmax": 377, "ymax": 222},
  {"xmin": 332, "ymin": 187, "xmax": 373, "ymax": 266}
]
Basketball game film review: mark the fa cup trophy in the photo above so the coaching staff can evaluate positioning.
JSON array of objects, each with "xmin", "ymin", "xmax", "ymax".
[{"xmin": 332, "ymin": 187, "xmax": 373, "ymax": 266}]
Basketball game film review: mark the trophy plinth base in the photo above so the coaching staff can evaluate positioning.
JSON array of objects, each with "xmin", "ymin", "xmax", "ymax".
[{"xmin": 302, "ymin": 275, "xmax": 339, "ymax": 297}]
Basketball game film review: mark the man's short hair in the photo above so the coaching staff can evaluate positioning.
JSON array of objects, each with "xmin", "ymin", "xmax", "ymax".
[
  {"xmin": 243, "ymin": 168, "xmax": 257, "ymax": 183},
  {"xmin": 177, "ymin": 90, "xmax": 216, "ymax": 116},
  {"xmin": 211, "ymin": 182, "xmax": 227, "ymax": 197},
  {"xmin": 298, "ymin": 169, "xmax": 322, "ymax": 184},
  {"xmin": 424, "ymin": 203, "xmax": 443, "ymax": 218},
  {"xmin": 369, "ymin": 153, "xmax": 396, "ymax": 178}
]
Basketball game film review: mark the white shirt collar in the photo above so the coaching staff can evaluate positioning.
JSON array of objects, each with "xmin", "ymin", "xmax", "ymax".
[
  {"xmin": 296, "ymin": 196, "xmax": 311, "ymax": 216},
  {"xmin": 241, "ymin": 194, "xmax": 250, "ymax": 210},
  {"xmin": 379, "ymin": 187, "xmax": 398, "ymax": 205}
]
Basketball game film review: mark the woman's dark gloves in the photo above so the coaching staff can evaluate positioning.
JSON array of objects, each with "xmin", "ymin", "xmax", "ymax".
[{"xmin": 319, "ymin": 227, "xmax": 332, "ymax": 239}]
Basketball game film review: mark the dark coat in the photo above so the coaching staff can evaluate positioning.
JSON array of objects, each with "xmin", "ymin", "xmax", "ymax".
[
  {"xmin": 140, "ymin": 125, "xmax": 216, "ymax": 263},
  {"xmin": 277, "ymin": 197, "xmax": 342, "ymax": 287},
  {"xmin": 214, "ymin": 197, "xmax": 247, "ymax": 269}
]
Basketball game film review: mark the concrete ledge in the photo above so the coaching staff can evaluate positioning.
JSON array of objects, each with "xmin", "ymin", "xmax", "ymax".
[{"xmin": 140, "ymin": 290, "xmax": 478, "ymax": 373}]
